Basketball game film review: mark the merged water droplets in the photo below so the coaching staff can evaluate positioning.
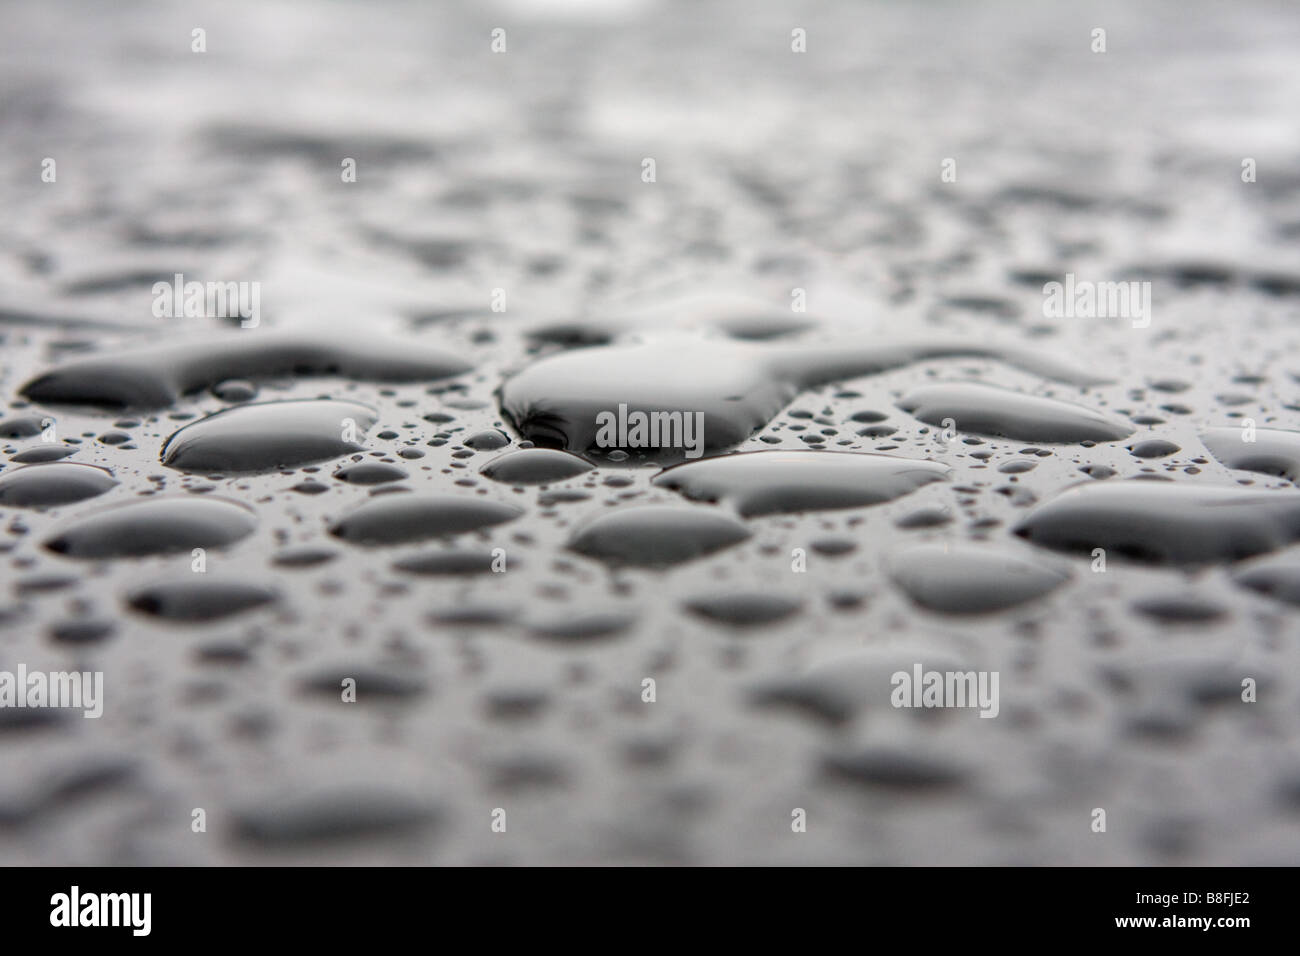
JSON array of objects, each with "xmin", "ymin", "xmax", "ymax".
[
  {"xmin": 501, "ymin": 337, "xmax": 1106, "ymax": 455},
  {"xmin": 22, "ymin": 332, "xmax": 471, "ymax": 408}
]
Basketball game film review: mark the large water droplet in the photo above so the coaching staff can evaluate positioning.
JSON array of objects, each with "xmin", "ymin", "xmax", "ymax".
[
  {"xmin": 1015, "ymin": 481, "xmax": 1300, "ymax": 564},
  {"xmin": 0, "ymin": 415, "xmax": 50, "ymax": 438},
  {"xmin": 330, "ymin": 495, "xmax": 523, "ymax": 545},
  {"xmin": 161, "ymin": 400, "xmax": 377, "ymax": 473},
  {"xmin": 45, "ymin": 496, "xmax": 257, "ymax": 558},
  {"xmin": 21, "ymin": 332, "xmax": 472, "ymax": 408},
  {"xmin": 0, "ymin": 462, "xmax": 117, "ymax": 507},
  {"xmin": 654, "ymin": 450, "xmax": 949, "ymax": 517},
  {"xmin": 479, "ymin": 448, "xmax": 594, "ymax": 484},
  {"xmin": 824, "ymin": 747, "xmax": 969, "ymax": 790},
  {"xmin": 127, "ymin": 578, "xmax": 277, "ymax": 622},
  {"xmin": 1232, "ymin": 554, "xmax": 1300, "ymax": 606},
  {"xmin": 1201, "ymin": 426, "xmax": 1300, "ymax": 482},
  {"xmin": 501, "ymin": 337, "xmax": 1108, "ymax": 455},
  {"xmin": 393, "ymin": 549, "xmax": 509, "ymax": 575},
  {"xmin": 897, "ymin": 381, "xmax": 1131, "ymax": 442},
  {"xmin": 684, "ymin": 592, "xmax": 802, "ymax": 627},
  {"xmin": 234, "ymin": 788, "xmax": 436, "ymax": 846},
  {"xmin": 889, "ymin": 544, "xmax": 1069, "ymax": 613},
  {"xmin": 568, "ymin": 505, "xmax": 750, "ymax": 566}
]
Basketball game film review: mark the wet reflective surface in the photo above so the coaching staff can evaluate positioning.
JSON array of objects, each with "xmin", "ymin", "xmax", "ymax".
[{"xmin": 2, "ymin": 0, "xmax": 1300, "ymax": 865}]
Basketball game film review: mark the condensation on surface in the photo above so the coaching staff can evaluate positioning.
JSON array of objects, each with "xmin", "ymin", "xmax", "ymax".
[{"xmin": 2, "ymin": 0, "xmax": 1300, "ymax": 864}]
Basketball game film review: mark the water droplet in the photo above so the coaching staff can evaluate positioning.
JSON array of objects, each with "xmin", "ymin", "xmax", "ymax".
[
  {"xmin": 234, "ymin": 788, "xmax": 436, "ymax": 846},
  {"xmin": 1202, "ymin": 427, "xmax": 1300, "ymax": 482},
  {"xmin": 1016, "ymin": 481, "xmax": 1300, "ymax": 564},
  {"xmin": 1232, "ymin": 555, "xmax": 1300, "ymax": 606},
  {"xmin": 463, "ymin": 428, "xmax": 510, "ymax": 451},
  {"xmin": 10, "ymin": 446, "xmax": 75, "ymax": 463},
  {"xmin": 501, "ymin": 337, "xmax": 1108, "ymax": 455},
  {"xmin": 333, "ymin": 461, "xmax": 408, "ymax": 485},
  {"xmin": 0, "ymin": 462, "xmax": 117, "ymax": 507},
  {"xmin": 1131, "ymin": 595, "xmax": 1225, "ymax": 623},
  {"xmin": 162, "ymin": 400, "xmax": 378, "ymax": 473},
  {"xmin": 654, "ymin": 450, "xmax": 949, "ymax": 517},
  {"xmin": 529, "ymin": 610, "xmax": 634, "ymax": 641},
  {"xmin": 684, "ymin": 592, "xmax": 801, "ymax": 627},
  {"xmin": 271, "ymin": 546, "xmax": 338, "ymax": 568},
  {"xmin": 45, "ymin": 496, "xmax": 257, "ymax": 558},
  {"xmin": 127, "ymin": 578, "xmax": 277, "ymax": 622},
  {"xmin": 1129, "ymin": 439, "xmax": 1181, "ymax": 459},
  {"xmin": 824, "ymin": 748, "xmax": 968, "ymax": 789},
  {"xmin": 897, "ymin": 382, "xmax": 1131, "ymax": 442},
  {"xmin": 330, "ymin": 495, "xmax": 522, "ymax": 545},
  {"xmin": 479, "ymin": 448, "xmax": 594, "ymax": 484},
  {"xmin": 0, "ymin": 415, "xmax": 49, "ymax": 438},
  {"xmin": 49, "ymin": 618, "xmax": 116, "ymax": 644},
  {"xmin": 394, "ymin": 550, "xmax": 508, "ymax": 575},
  {"xmin": 895, "ymin": 506, "xmax": 953, "ymax": 528},
  {"xmin": 889, "ymin": 544, "xmax": 1068, "ymax": 613},
  {"xmin": 568, "ymin": 505, "xmax": 750, "ymax": 566},
  {"xmin": 212, "ymin": 378, "xmax": 258, "ymax": 402},
  {"xmin": 21, "ymin": 332, "xmax": 472, "ymax": 408},
  {"xmin": 299, "ymin": 667, "xmax": 427, "ymax": 701}
]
